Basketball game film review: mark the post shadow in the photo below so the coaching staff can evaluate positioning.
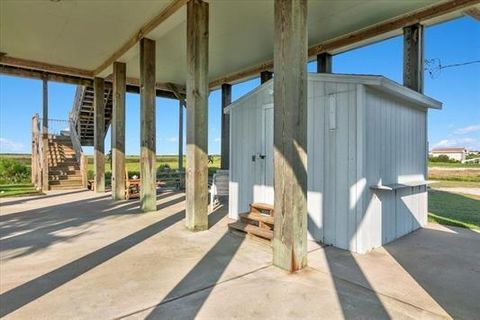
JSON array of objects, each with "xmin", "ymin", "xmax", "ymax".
[
  {"xmin": 0, "ymin": 209, "xmax": 186, "ymax": 317},
  {"xmin": 383, "ymin": 189, "xmax": 480, "ymax": 319},
  {"xmin": 0, "ymin": 189, "xmax": 90, "ymax": 207},
  {"xmin": 307, "ymin": 214, "xmax": 390, "ymax": 319},
  {"xmin": 145, "ymin": 232, "xmax": 244, "ymax": 319},
  {"xmin": 0, "ymin": 193, "xmax": 184, "ymax": 259}
]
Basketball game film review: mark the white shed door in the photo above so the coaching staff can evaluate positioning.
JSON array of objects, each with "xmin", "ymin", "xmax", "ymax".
[{"xmin": 253, "ymin": 105, "xmax": 274, "ymax": 205}]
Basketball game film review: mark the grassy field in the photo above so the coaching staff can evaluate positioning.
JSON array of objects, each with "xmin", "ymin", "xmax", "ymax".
[
  {"xmin": 86, "ymin": 155, "xmax": 221, "ymax": 176},
  {"xmin": 428, "ymin": 189, "xmax": 480, "ymax": 231},
  {"xmin": 430, "ymin": 180, "xmax": 480, "ymax": 188},
  {"xmin": 428, "ymin": 161, "xmax": 480, "ymax": 168},
  {"xmin": 0, "ymin": 184, "xmax": 42, "ymax": 198}
]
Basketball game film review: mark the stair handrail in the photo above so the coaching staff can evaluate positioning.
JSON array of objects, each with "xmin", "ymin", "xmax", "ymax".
[
  {"xmin": 69, "ymin": 115, "xmax": 88, "ymax": 188},
  {"xmin": 70, "ymin": 85, "xmax": 86, "ymax": 138}
]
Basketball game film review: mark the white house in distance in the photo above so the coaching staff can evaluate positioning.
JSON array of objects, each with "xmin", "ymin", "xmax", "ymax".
[{"xmin": 430, "ymin": 147, "xmax": 468, "ymax": 163}]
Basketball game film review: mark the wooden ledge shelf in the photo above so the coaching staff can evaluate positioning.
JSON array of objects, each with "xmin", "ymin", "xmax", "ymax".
[{"xmin": 370, "ymin": 180, "xmax": 431, "ymax": 191}]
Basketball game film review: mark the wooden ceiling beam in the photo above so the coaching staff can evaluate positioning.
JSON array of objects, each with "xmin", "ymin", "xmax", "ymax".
[
  {"xmin": 464, "ymin": 7, "xmax": 480, "ymax": 20},
  {"xmin": 0, "ymin": 64, "xmax": 93, "ymax": 86},
  {"xmin": 209, "ymin": 0, "xmax": 480, "ymax": 89},
  {"xmin": 0, "ymin": 56, "xmax": 93, "ymax": 79},
  {"xmin": 93, "ymin": 0, "xmax": 187, "ymax": 75}
]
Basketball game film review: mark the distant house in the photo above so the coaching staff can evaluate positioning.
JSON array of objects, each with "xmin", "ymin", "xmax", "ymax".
[{"xmin": 430, "ymin": 147, "xmax": 468, "ymax": 163}]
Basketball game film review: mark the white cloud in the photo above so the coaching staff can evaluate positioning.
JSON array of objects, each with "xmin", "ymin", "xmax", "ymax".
[
  {"xmin": 0, "ymin": 138, "xmax": 26, "ymax": 153},
  {"xmin": 454, "ymin": 124, "xmax": 480, "ymax": 135},
  {"xmin": 432, "ymin": 137, "xmax": 480, "ymax": 151},
  {"xmin": 214, "ymin": 137, "xmax": 221, "ymax": 143},
  {"xmin": 158, "ymin": 137, "xmax": 178, "ymax": 143},
  {"xmin": 166, "ymin": 137, "xmax": 178, "ymax": 143}
]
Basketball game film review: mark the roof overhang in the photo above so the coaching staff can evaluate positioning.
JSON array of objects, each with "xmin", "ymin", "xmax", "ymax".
[
  {"xmin": 1, "ymin": 0, "xmax": 478, "ymax": 91},
  {"xmin": 224, "ymin": 73, "xmax": 442, "ymax": 114}
]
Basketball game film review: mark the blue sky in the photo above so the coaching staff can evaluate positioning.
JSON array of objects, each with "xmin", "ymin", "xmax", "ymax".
[{"xmin": 0, "ymin": 17, "xmax": 479, "ymax": 155}]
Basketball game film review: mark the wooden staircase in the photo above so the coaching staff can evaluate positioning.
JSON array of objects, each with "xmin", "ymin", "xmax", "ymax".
[
  {"xmin": 71, "ymin": 85, "xmax": 113, "ymax": 146},
  {"xmin": 47, "ymin": 135, "xmax": 83, "ymax": 190},
  {"xmin": 228, "ymin": 203, "xmax": 274, "ymax": 244}
]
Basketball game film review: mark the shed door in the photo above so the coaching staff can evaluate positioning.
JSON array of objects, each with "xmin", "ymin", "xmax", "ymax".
[{"xmin": 253, "ymin": 105, "xmax": 274, "ymax": 205}]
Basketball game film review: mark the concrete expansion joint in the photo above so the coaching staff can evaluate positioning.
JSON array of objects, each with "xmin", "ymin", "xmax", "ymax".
[
  {"xmin": 307, "ymin": 264, "xmax": 449, "ymax": 319},
  {"xmin": 114, "ymin": 264, "xmax": 273, "ymax": 320}
]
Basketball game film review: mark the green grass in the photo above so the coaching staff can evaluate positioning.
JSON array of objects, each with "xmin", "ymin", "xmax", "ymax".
[
  {"xmin": 0, "ymin": 184, "xmax": 42, "ymax": 198},
  {"xmin": 87, "ymin": 155, "xmax": 221, "ymax": 176},
  {"xmin": 429, "ymin": 180, "xmax": 480, "ymax": 188},
  {"xmin": 429, "ymin": 161, "xmax": 480, "ymax": 168},
  {"xmin": 428, "ymin": 189, "xmax": 480, "ymax": 231}
]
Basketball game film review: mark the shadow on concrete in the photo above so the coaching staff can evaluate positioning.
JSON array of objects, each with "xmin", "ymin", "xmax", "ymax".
[
  {"xmin": 0, "ymin": 209, "xmax": 186, "ymax": 318},
  {"xmin": 308, "ymin": 215, "xmax": 390, "ymax": 319},
  {"xmin": 0, "ymin": 189, "xmax": 90, "ymax": 207},
  {"xmin": 384, "ymin": 226, "xmax": 480, "ymax": 319},
  {"xmin": 208, "ymin": 203, "xmax": 228, "ymax": 228},
  {"xmin": 144, "ymin": 232, "xmax": 245, "ymax": 319},
  {"xmin": 0, "ymin": 192, "xmax": 184, "ymax": 259}
]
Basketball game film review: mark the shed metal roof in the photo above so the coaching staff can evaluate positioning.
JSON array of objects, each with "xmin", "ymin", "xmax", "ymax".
[{"xmin": 224, "ymin": 73, "xmax": 443, "ymax": 113}]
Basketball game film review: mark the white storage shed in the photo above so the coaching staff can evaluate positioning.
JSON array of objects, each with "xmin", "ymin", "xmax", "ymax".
[{"xmin": 226, "ymin": 73, "xmax": 442, "ymax": 254}]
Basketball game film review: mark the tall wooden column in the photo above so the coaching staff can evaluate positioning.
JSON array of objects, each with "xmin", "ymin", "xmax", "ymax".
[
  {"xmin": 260, "ymin": 70, "xmax": 273, "ymax": 84},
  {"xmin": 403, "ymin": 23, "xmax": 424, "ymax": 93},
  {"xmin": 186, "ymin": 0, "xmax": 209, "ymax": 231},
  {"xmin": 140, "ymin": 38, "xmax": 157, "ymax": 212},
  {"xmin": 94, "ymin": 77, "xmax": 105, "ymax": 193},
  {"xmin": 178, "ymin": 99, "xmax": 184, "ymax": 171},
  {"xmin": 42, "ymin": 79, "xmax": 49, "ymax": 191},
  {"xmin": 220, "ymin": 83, "xmax": 231, "ymax": 169},
  {"xmin": 273, "ymin": 0, "xmax": 308, "ymax": 272},
  {"xmin": 112, "ymin": 62, "xmax": 126, "ymax": 200},
  {"xmin": 317, "ymin": 53, "xmax": 332, "ymax": 73}
]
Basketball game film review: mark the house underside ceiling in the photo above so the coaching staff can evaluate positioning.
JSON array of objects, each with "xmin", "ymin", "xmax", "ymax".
[{"xmin": 0, "ymin": 0, "xmax": 477, "ymax": 88}]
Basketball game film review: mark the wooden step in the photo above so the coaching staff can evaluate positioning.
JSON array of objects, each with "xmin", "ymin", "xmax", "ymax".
[
  {"xmin": 49, "ymin": 179, "xmax": 83, "ymax": 186},
  {"xmin": 49, "ymin": 175, "xmax": 82, "ymax": 181},
  {"xmin": 250, "ymin": 203, "xmax": 274, "ymax": 215},
  {"xmin": 49, "ymin": 185, "xmax": 84, "ymax": 190},
  {"xmin": 239, "ymin": 212, "xmax": 274, "ymax": 225},
  {"xmin": 228, "ymin": 221, "xmax": 273, "ymax": 240}
]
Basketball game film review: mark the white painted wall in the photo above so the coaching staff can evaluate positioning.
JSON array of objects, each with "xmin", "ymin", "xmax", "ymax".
[{"xmin": 227, "ymin": 74, "xmax": 440, "ymax": 253}]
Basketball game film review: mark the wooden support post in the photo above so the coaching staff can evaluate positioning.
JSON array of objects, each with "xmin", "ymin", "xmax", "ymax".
[
  {"xmin": 94, "ymin": 77, "xmax": 105, "ymax": 193},
  {"xmin": 186, "ymin": 0, "xmax": 209, "ymax": 231},
  {"xmin": 178, "ymin": 100, "xmax": 184, "ymax": 170},
  {"xmin": 260, "ymin": 71, "xmax": 273, "ymax": 84},
  {"xmin": 403, "ymin": 23, "xmax": 424, "ymax": 93},
  {"xmin": 273, "ymin": 0, "xmax": 308, "ymax": 272},
  {"xmin": 81, "ymin": 154, "xmax": 88, "ymax": 188},
  {"xmin": 140, "ymin": 38, "xmax": 157, "ymax": 212},
  {"xmin": 220, "ymin": 83, "xmax": 231, "ymax": 169},
  {"xmin": 317, "ymin": 52, "xmax": 332, "ymax": 73},
  {"xmin": 42, "ymin": 79, "xmax": 49, "ymax": 191},
  {"xmin": 31, "ymin": 114, "xmax": 38, "ymax": 186},
  {"xmin": 112, "ymin": 62, "xmax": 126, "ymax": 200}
]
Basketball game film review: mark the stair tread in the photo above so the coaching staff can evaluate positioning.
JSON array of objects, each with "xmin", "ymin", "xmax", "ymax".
[
  {"xmin": 228, "ymin": 221, "xmax": 273, "ymax": 240},
  {"xmin": 250, "ymin": 202, "xmax": 273, "ymax": 210},
  {"xmin": 240, "ymin": 212, "xmax": 274, "ymax": 224}
]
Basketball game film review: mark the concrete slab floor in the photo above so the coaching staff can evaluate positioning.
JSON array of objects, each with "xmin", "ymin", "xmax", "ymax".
[{"xmin": 0, "ymin": 190, "xmax": 479, "ymax": 319}]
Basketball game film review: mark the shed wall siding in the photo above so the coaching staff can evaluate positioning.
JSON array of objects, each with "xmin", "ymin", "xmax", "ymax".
[
  {"xmin": 308, "ymin": 80, "xmax": 359, "ymax": 250},
  {"xmin": 361, "ymin": 87, "xmax": 427, "ymax": 252},
  {"xmin": 228, "ymin": 76, "xmax": 431, "ymax": 254}
]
